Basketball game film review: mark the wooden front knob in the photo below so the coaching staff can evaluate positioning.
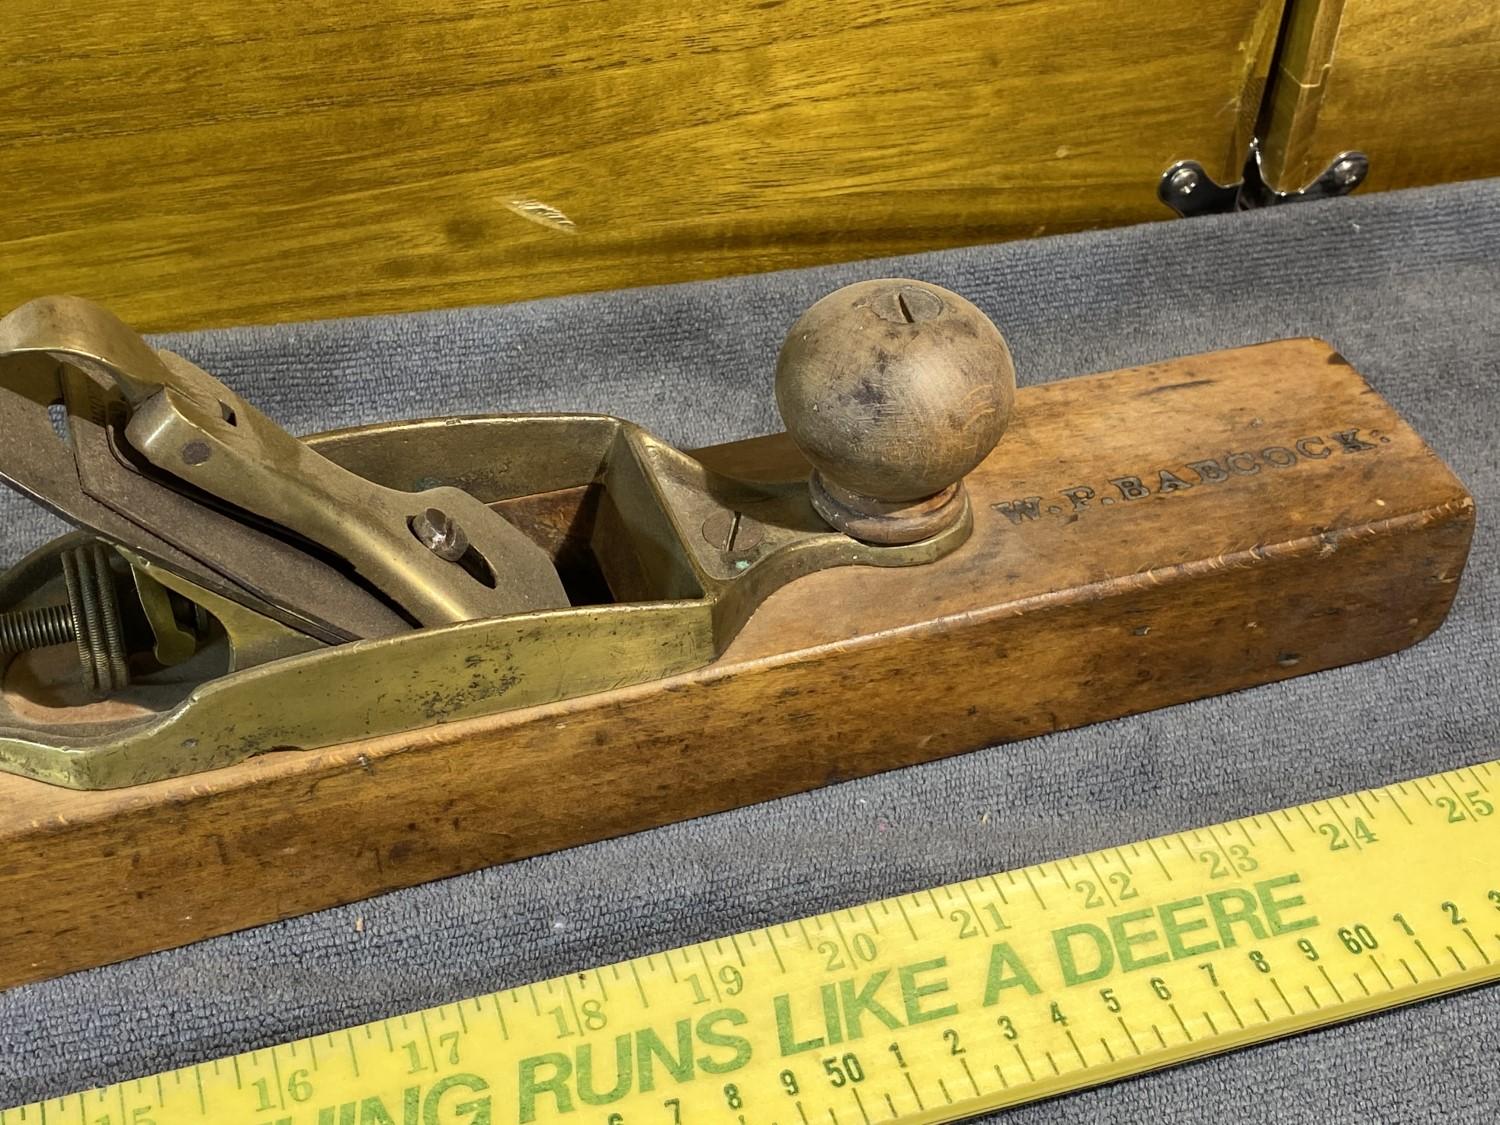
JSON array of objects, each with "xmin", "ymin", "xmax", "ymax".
[{"xmin": 775, "ymin": 279, "xmax": 1016, "ymax": 544}]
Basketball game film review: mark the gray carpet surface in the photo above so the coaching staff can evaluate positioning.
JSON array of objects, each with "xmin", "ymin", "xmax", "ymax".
[{"xmin": 2, "ymin": 177, "xmax": 1498, "ymax": 1119}]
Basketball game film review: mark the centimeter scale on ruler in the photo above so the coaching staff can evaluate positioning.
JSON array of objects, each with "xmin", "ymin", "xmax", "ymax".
[{"xmin": 8, "ymin": 759, "xmax": 1499, "ymax": 1125}]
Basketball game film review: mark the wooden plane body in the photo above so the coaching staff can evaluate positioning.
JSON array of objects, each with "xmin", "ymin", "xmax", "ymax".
[{"xmin": 0, "ymin": 338, "xmax": 1473, "ymax": 989}]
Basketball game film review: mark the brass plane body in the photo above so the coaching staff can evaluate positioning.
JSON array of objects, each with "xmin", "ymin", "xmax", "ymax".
[{"xmin": 0, "ymin": 298, "xmax": 968, "ymax": 789}]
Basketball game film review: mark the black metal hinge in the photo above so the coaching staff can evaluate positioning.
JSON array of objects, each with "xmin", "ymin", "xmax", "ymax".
[{"xmin": 1159, "ymin": 139, "xmax": 1369, "ymax": 217}]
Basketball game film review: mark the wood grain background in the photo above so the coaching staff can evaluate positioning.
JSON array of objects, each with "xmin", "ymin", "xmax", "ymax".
[
  {"xmin": 0, "ymin": 0, "xmax": 1281, "ymax": 331},
  {"xmin": 1259, "ymin": 0, "xmax": 1500, "ymax": 193}
]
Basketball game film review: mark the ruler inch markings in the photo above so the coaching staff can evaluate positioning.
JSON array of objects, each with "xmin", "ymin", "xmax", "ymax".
[
  {"xmin": 766, "ymin": 927, "xmax": 788, "ymax": 973},
  {"xmin": 1021, "ymin": 867, "xmax": 1048, "ymax": 909},
  {"xmin": 1144, "ymin": 838, "xmax": 1174, "ymax": 880},
  {"xmin": 828, "ymin": 911, "xmax": 858, "ymax": 969},
  {"xmin": 1440, "ymin": 772, "xmax": 1478, "ymax": 820},
  {"xmin": 12, "ymin": 756, "xmax": 1500, "ymax": 1125},
  {"xmin": 1082, "ymin": 852, "xmax": 1117, "ymax": 908},
  {"xmin": 1324, "ymin": 800, "xmax": 1364, "ymax": 853},
  {"xmin": 894, "ymin": 897, "xmax": 919, "ymax": 941},
  {"xmin": 957, "ymin": 882, "xmax": 990, "ymax": 936}
]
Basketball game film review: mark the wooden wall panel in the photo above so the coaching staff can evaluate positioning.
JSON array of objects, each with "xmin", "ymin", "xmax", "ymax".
[
  {"xmin": 0, "ymin": 1, "xmax": 1282, "ymax": 332},
  {"xmin": 1259, "ymin": 0, "xmax": 1500, "ymax": 194}
]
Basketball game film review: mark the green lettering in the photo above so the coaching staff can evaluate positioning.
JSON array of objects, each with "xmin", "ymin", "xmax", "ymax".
[
  {"xmin": 636, "ymin": 1021, "xmax": 694, "ymax": 1091},
  {"xmin": 1052, "ymin": 923, "xmax": 1114, "ymax": 985},
  {"xmin": 839, "ymin": 972, "xmax": 903, "ymax": 1036},
  {"xmin": 577, "ymin": 1037, "xmax": 632, "ymax": 1106},
  {"xmin": 1257, "ymin": 874, "xmax": 1319, "ymax": 934},
  {"xmin": 981, "ymin": 943, "xmax": 1040, "ymax": 1003},
  {"xmin": 900, "ymin": 958, "xmax": 958, "ymax": 1024},
  {"xmin": 1159, "ymin": 897, "xmax": 1218, "ymax": 960},
  {"xmin": 821, "ymin": 983, "xmax": 844, "ymax": 1044},
  {"xmin": 774, "ymin": 994, "xmax": 825, "ymax": 1056},
  {"xmin": 425, "ymin": 1075, "xmax": 492, "ymax": 1125},
  {"xmin": 1206, "ymin": 888, "xmax": 1268, "ymax": 947},
  {"xmin": 359, "ymin": 1098, "xmax": 397, "ymax": 1125},
  {"xmin": 1109, "ymin": 908, "xmax": 1169, "ymax": 971},
  {"xmin": 518, "ymin": 1054, "xmax": 573, "ymax": 1124},
  {"xmin": 696, "ymin": 1008, "xmax": 752, "ymax": 1074}
]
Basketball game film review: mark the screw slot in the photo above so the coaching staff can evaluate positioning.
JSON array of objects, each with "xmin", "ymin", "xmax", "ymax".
[
  {"xmin": 870, "ymin": 285, "xmax": 944, "ymax": 325},
  {"xmin": 701, "ymin": 510, "xmax": 764, "ymax": 555}
]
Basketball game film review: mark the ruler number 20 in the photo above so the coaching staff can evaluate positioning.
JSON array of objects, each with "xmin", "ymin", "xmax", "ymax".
[{"xmin": 819, "ymin": 934, "xmax": 877, "ymax": 971}]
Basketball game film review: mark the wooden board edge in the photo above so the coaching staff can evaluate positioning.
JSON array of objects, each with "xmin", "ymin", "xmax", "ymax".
[{"xmin": 1258, "ymin": 0, "xmax": 1349, "ymax": 194}]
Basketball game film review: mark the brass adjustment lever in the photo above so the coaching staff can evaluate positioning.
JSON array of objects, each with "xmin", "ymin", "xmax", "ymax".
[
  {"xmin": 0, "ymin": 297, "xmax": 567, "ymax": 635},
  {"xmin": 0, "ymin": 281, "xmax": 1013, "ymax": 789}
]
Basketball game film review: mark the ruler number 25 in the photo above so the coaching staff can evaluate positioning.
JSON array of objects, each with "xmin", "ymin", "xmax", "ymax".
[{"xmin": 1436, "ymin": 791, "xmax": 1495, "ymax": 823}]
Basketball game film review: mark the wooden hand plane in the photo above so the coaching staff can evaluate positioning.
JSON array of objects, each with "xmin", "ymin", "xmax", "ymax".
[{"xmin": 0, "ymin": 282, "xmax": 1473, "ymax": 988}]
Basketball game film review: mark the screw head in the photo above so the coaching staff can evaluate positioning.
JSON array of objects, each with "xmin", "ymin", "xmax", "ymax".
[
  {"xmin": 1330, "ymin": 156, "xmax": 1363, "ymax": 188},
  {"xmin": 869, "ymin": 285, "xmax": 945, "ymax": 325},
  {"xmin": 1170, "ymin": 166, "xmax": 1201, "ymax": 196},
  {"xmin": 180, "ymin": 440, "xmax": 212, "ymax": 466},
  {"xmin": 410, "ymin": 507, "xmax": 469, "ymax": 562},
  {"xmin": 701, "ymin": 510, "xmax": 763, "ymax": 554}
]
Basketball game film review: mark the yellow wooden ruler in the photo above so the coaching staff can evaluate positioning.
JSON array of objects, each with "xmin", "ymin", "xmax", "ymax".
[{"xmin": 8, "ymin": 758, "xmax": 1500, "ymax": 1124}]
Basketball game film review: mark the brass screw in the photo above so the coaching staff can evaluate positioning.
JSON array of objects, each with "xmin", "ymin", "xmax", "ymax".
[{"xmin": 701, "ymin": 511, "xmax": 763, "ymax": 554}]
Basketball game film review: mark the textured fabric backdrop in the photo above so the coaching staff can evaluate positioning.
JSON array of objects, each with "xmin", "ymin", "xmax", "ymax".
[{"xmin": 2, "ymin": 178, "xmax": 1497, "ymax": 1119}]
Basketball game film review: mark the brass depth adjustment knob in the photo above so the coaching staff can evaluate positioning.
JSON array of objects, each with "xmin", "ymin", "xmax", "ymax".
[{"xmin": 774, "ymin": 279, "xmax": 1016, "ymax": 545}]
